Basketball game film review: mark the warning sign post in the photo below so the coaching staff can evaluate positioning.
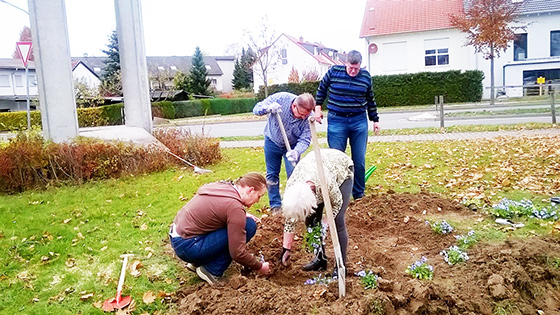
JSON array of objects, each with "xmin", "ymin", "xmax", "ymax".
[{"xmin": 16, "ymin": 41, "xmax": 33, "ymax": 130}]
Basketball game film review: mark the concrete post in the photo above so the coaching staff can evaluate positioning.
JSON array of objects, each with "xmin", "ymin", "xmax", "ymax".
[
  {"xmin": 114, "ymin": 0, "xmax": 152, "ymax": 133},
  {"xmin": 27, "ymin": 0, "xmax": 78, "ymax": 142}
]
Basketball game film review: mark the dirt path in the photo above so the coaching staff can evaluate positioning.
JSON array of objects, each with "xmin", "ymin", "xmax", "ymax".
[{"xmin": 173, "ymin": 192, "xmax": 560, "ymax": 314}]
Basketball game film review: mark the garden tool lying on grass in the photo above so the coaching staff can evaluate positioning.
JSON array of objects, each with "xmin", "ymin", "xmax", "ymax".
[
  {"xmin": 102, "ymin": 254, "xmax": 134, "ymax": 312},
  {"xmin": 275, "ymin": 112, "xmax": 296, "ymax": 167},
  {"xmin": 166, "ymin": 150, "xmax": 212, "ymax": 174},
  {"xmin": 308, "ymin": 116, "xmax": 346, "ymax": 298}
]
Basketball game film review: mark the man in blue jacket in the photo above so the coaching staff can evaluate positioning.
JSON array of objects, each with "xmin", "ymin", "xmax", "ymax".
[
  {"xmin": 253, "ymin": 92, "xmax": 315, "ymax": 213},
  {"xmin": 315, "ymin": 50, "xmax": 380, "ymax": 199}
]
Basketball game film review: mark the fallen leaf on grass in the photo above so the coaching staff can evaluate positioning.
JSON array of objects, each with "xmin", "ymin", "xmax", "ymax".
[
  {"xmin": 143, "ymin": 291, "xmax": 156, "ymax": 304},
  {"xmin": 80, "ymin": 292, "xmax": 94, "ymax": 301},
  {"xmin": 65, "ymin": 258, "xmax": 76, "ymax": 268},
  {"xmin": 92, "ymin": 300, "xmax": 103, "ymax": 308},
  {"xmin": 139, "ymin": 224, "xmax": 148, "ymax": 230}
]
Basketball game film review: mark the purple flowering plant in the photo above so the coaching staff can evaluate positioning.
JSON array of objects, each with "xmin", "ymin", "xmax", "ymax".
[{"xmin": 405, "ymin": 256, "xmax": 434, "ymax": 280}]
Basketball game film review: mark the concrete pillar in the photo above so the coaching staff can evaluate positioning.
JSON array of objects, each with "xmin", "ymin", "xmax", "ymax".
[
  {"xmin": 27, "ymin": 0, "xmax": 78, "ymax": 142},
  {"xmin": 114, "ymin": 0, "xmax": 152, "ymax": 133}
]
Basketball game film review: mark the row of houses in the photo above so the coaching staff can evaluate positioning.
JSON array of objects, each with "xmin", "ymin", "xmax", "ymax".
[
  {"xmin": 0, "ymin": 55, "xmax": 235, "ymax": 112},
  {"xmin": 2, "ymin": 0, "xmax": 558, "ymax": 111}
]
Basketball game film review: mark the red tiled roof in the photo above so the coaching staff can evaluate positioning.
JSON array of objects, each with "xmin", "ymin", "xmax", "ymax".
[{"xmin": 360, "ymin": 0, "xmax": 465, "ymax": 37}]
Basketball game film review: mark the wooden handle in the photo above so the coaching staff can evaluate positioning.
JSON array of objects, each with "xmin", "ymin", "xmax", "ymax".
[
  {"xmin": 275, "ymin": 112, "xmax": 296, "ymax": 167},
  {"xmin": 308, "ymin": 117, "xmax": 346, "ymax": 297}
]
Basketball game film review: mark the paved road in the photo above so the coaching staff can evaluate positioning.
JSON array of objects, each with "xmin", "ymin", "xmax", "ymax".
[{"xmin": 175, "ymin": 110, "xmax": 557, "ymax": 138}]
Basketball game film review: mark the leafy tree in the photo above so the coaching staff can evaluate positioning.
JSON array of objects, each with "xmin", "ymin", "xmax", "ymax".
[
  {"xmin": 232, "ymin": 47, "xmax": 255, "ymax": 90},
  {"xmin": 99, "ymin": 69, "xmax": 122, "ymax": 97},
  {"xmin": 12, "ymin": 26, "xmax": 34, "ymax": 61},
  {"xmin": 450, "ymin": 0, "xmax": 525, "ymax": 104},
  {"xmin": 245, "ymin": 16, "xmax": 281, "ymax": 97},
  {"xmin": 74, "ymin": 79, "xmax": 104, "ymax": 108},
  {"xmin": 288, "ymin": 67, "xmax": 300, "ymax": 83},
  {"xmin": 188, "ymin": 46, "xmax": 211, "ymax": 96},
  {"xmin": 173, "ymin": 70, "xmax": 189, "ymax": 92}
]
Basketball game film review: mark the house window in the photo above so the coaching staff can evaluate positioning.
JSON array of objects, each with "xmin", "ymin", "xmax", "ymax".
[
  {"xmin": 0, "ymin": 75, "xmax": 10, "ymax": 87},
  {"xmin": 425, "ymin": 48, "xmax": 449, "ymax": 66},
  {"xmin": 211, "ymin": 78, "xmax": 217, "ymax": 85},
  {"xmin": 551, "ymin": 30, "xmax": 560, "ymax": 57},
  {"xmin": 514, "ymin": 33, "xmax": 527, "ymax": 61},
  {"xmin": 15, "ymin": 75, "xmax": 23, "ymax": 87},
  {"xmin": 281, "ymin": 48, "xmax": 288, "ymax": 65},
  {"xmin": 29, "ymin": 75, "xmax": 37, "ymax": 86},
  {"xmin": 424, "ymin": 38, "xmax": 449, "ymax": 67}
]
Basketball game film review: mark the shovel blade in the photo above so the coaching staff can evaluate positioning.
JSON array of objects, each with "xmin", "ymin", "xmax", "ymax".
[{"xmin": 102, "ymin": 295, "xmax": 131, "ymax": 311}]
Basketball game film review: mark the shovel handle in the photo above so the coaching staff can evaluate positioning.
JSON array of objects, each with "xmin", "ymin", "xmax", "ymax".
[
  {"xmin": 116, "ymin": 254, "xmax": 133, "ymax": 295},
  {"xmin": 275, "ymin": 112, "xmax": 296, "ymax": 167}
]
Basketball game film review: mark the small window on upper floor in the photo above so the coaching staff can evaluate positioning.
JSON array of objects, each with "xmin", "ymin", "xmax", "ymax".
[
  {"xmin": 551, "ymin": 30, "xmax": 560, "ymax": 57},
  {"xmin": 281, "ymin": 48, "xmax": 288, "ymax": 65},
  {"xmin": 170, "ymin": 66, "xmax": 177, "ymax": 71},
  {"xmin": 514, "ymin": 33, "xmax": 527, "ymax": 61},
  {"xmin": 158, "ymin": 66, "xmax": 165, "ymax": 71},
  {"xmin": 205, "ymin": 65, "xmax": 211, "ymax": 70},
  {"xmin": 0, "ymin": 75, "xmax": 10, "ymax": 87},
  {"xmin": 94, "ymin": 67, "xmax": 101, "ymax": 72}
]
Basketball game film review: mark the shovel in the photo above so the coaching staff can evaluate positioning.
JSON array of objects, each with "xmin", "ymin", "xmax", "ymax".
[
  {"xmin": 274, "ymin": 112, "xmax": 296, "ymax": 167},
  {"xmin": 308, "ymin": 116, "xmax": 346, "ymax": 298},
  {"xmin": 102, "ymin": 254, "xmax": 134, "ymax": 312}
]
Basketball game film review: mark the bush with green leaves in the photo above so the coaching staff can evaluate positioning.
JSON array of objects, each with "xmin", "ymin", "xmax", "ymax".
[{"xmin": 405, "ymin": 257, "xmax": 434, "ymax": 280}]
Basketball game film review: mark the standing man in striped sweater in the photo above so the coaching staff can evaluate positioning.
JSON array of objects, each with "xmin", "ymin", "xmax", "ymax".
[{"xmin": 315, "ymin": 50, "xmax": 380, "ymax": 200}]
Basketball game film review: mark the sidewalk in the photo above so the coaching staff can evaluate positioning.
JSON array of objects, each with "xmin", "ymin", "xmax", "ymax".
[{"xmin": 219, "ymin": 128, "xmax": 560, "ymax": 148}]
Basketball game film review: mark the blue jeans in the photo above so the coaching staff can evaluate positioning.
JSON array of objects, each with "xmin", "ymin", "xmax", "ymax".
[
  {"xmin": 170, "ymin": 217, "xmax": 257, "ymax": 277},
  {"xmin": 264, "ymin": 136, "xmax": 296, "ymax": 208},
  {"xmin": 327, "ymin": 112, "xmax": 368, "ymax": 199}
]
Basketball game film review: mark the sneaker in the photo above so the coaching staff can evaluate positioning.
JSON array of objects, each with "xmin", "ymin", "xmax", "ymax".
[
  {"xmin": 186, "ymin": 263, "xmax": 197, "ymax": 273},
  {"xmin": 196, "ymin": 266, "xmax": 219, "ymax": 285}
]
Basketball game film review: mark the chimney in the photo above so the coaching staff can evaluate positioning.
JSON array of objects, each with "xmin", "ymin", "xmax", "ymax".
[{"xmin": 299, "ymin": 36, "xmax": 303, "ymax": 43}]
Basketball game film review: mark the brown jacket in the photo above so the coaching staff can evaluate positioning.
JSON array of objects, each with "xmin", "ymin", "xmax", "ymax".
[{"xmin": 173, "ymin": 181, "xmax": 262, "ymax": 270}]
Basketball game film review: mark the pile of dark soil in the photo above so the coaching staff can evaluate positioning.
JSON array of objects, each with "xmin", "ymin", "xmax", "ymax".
[{"xmin": 174, "ymin": 192, "xmax": 560, "ymax": 314}]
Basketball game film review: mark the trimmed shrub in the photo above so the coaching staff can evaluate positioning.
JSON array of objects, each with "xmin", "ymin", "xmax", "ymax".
[
  {"xmin": 153, "ymin": 128, "xmax": 221, "ymax": 167},
  {"xmin": 0, "ymin": 111, "xmax": 42, "ymax": 132}
]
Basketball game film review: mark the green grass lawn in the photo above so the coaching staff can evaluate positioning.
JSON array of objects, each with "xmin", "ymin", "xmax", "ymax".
[{"xmin": 1, "ymin": 130, "xmax": 559, "ymax": 314}]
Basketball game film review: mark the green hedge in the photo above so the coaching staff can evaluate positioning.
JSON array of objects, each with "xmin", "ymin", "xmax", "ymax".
[
  {"xmin": 257, "ymin": 70, "xmax": 484, "ymax": 107},
  {"xmin": 373, "ymin": 70, "xmax": 484, "ymax": 107}
]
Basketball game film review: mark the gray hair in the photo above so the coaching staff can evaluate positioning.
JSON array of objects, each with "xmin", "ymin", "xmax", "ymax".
[
  {"xmin": 282, "ymin": 182, "xmax": 317, "ymax": 222},
  {"xmin": 295, "ymin": 93, "xmax": 316, "ymax": 111},
  {"xmin": 347, "ymin": 50, "xmax": 362, "ymax": 65}
]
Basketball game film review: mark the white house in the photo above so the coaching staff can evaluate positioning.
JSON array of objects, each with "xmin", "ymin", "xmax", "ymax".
[
  {"xmin": 252, "ymin": 33, "xmax": 347, "ymax": 93},
  {"xmin": 360, "ymin": 0, "xmax": 560, "ymax": 99},
  {"xmin": 0, "ymin": 58, "xmax": 38, "ymax": 112}
]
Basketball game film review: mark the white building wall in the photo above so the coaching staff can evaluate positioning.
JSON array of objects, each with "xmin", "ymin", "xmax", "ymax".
[
  {"xmin": 365, "ymin": 12, "xmax": 560, "ymax": 100},
  {"xmin": 72, "ymin": 64, "xmax": 101, "ymax": 89},
  {"xmin": 0, "ymin": 68, "xmax": 39, "ymax": 97},
  {"xmin": 215, "ymin": 58, "xmax": 234, "ymax": 93}
]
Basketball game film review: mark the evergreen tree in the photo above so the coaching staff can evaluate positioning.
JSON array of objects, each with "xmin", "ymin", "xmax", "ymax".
[
  {"xmin": 100, "ymin": 30, "xmax": 122, "ymax": 96},
  {"xmin": 101, "ymin": 30, "xmax": 120, "ymax": 80},
  {"xmin": 188, "ymin": 46, "xmax": 211, "ymax": 95},
  {"xmin": 232, "ymin": 47, "xmax": 255, "ymax": 90}
]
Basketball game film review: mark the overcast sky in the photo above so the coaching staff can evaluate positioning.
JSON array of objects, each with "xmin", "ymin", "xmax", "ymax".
[{"xmin": 0, "ymin": 0, "xmax": 367, "ymax": 59}]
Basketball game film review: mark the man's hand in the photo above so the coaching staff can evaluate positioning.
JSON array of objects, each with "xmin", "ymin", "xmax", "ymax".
[
  {"xmin": 314, "ymin": 106, "xmax": 323, "ymax": 124},
  {"xmin": 286, "ymin": 150, "xmax": 298, "ymax": 162},
  {"xmin": 266, "ymin": 102, "xmax": 282, "ymax": 114},
  {"xmin": 281, "ymin": 248, "xmax": 292, "ymax": 266},
  {"xmin": 373, "ymin": 122, "xmax": 381, "ymax": 135},
  {"xmin": 258, "ymin": 261, "xmax": 271, "ymax": 275}
]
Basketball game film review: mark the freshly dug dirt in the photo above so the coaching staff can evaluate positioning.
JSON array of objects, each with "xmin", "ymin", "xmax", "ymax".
[{"xmin": 174, "ymin": 192, "xmax": 560, "ymax": 314}]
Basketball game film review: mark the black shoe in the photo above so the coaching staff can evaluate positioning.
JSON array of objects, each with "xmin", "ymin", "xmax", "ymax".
[{"xmin": 302, "ymin": 255, "xmax": 327, "ymax": 271}]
